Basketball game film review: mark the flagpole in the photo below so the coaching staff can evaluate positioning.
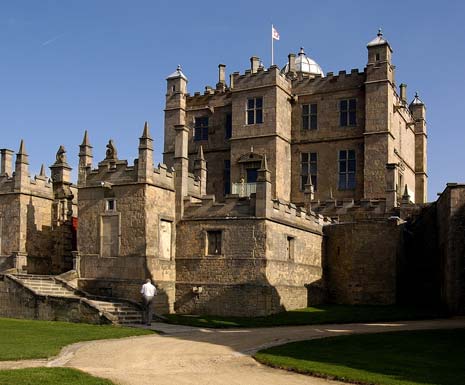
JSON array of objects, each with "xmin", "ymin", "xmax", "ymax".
[{"xmin": 271, "ymin": 24, "xmax": 274, "ymax": 66}]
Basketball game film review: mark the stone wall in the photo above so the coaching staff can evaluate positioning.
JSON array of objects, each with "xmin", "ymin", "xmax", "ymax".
[
  {"xmin": 324, "ymin": 218, "xmax": 402, "ymax": 304},
  {"xmin": 0, "ymin": 275, "xmax": 107, "ymax": 323},
  {"xmin": 436, "ymin": 185, "xmax": 465, "ymax": 314},
  {"xmin": 176, "ymin": 212, "xmax": 324, "ymax": 316}
]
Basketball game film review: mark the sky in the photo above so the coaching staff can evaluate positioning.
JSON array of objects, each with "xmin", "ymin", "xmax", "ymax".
[{"xmin": 0, "ymin": 0, "xmax": 464, "ymax": 201}]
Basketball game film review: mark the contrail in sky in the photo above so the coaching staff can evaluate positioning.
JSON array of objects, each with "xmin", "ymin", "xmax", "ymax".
[{"xmin": 41, "ymin": 33, "xmax": 64, "ymax": 47}]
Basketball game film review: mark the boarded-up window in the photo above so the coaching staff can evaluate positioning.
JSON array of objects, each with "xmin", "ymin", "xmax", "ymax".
[
  {"xmin": 159, "ymin": 220, "xmax": 172, "ymax": 260},
  {"xmin": 101, "ymin": 215, "xmax": 119, "ymax": 257}
]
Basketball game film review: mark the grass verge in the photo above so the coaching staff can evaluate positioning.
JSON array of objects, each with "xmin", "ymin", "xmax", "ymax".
[
  {"xmin": 0, "ymin": 367, "xmax": 116, "ymax": 385},
  {"xmin": 0, "ymin": 317, "xmax": 153, "ymax": 361},
  {"xmin": 254, "ymin": 328, "xmax": 465, "ymax": 385},
  {"xmin": 164, "ymin": 304, "xmax": 445, "ymax": 328}
]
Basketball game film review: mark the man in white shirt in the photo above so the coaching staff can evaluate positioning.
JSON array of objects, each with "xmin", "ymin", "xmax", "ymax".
[{"xmin": 140, "ymin": 278, "xmax": 157, "ymax": 325}]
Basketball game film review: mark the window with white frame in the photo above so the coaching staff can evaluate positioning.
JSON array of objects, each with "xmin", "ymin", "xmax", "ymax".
[
  {"xmin": 338, "ymin": 150, "xmax": 356, "ymax": 190},
  {"xmin": 247, "ymin": 97, "xmax": 263, "ymax": 124}
]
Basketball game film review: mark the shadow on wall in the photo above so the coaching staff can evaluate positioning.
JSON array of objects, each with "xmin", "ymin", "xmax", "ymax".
[
  {"xmin": 25, "ymin": 197, "xmax": 53, "ymax": 274},
  {"xmin": 398, "ymin": 204, "xmax": 441, "ymax": 308}
]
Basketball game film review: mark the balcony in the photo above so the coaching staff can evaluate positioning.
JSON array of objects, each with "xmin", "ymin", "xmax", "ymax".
[{"xmin": 231, "ymin": 182, "xmax": 257, "ymax": 197}]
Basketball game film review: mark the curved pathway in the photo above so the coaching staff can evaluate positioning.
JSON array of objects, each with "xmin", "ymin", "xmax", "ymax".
[{"xmin": 3, "ymin": 318, "xmax": 465, "ymax": 385}]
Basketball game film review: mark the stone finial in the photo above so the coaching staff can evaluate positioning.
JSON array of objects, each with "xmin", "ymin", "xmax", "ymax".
[
  {"xmin": 16, "ymin": 139, "xmax": 29, "ymax": 165},
  {"xmin": 81, "ymin": 130, "xmax": 91, "ymax": 146},
  {"xmin": 141, "ymin": 121, "xmax": 151, "ymax": 139},
  {"xmin": 198, "ymin": 145, "xmax": 205, "ymax": 161},
  {"xmin": 39, "ymin": 164, "xmax": 46, "ymax": 177},
  {"xmin": 304, "ymin": 174, "xmax": 315, "ymax": 202},
  {"xmin": 402, "ymin": 184, "xmax": 411, "ymax": 203},
  {"xmin": 259, "ymin": 154, "xmax": 269, "ymax": 171},
  {"xmin": 18, "ymin": 139, "xmax": 27, "ymax": 155},
  {"xmin": 55, "ymin": 145, "xmax": 67, "ymax": 164},
  {"xmin": 105, "ymin": 140, "xmax": 118, "ymax": 160},
  {"xmin": 329, "ymin": 187, "xmax": 334, "ymax": 200}
]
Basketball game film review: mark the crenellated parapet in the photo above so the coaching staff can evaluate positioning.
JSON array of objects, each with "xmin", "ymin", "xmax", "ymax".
[
  {"xmin": 79, "ymin": 124, "xmax": 175, "ymax": 192},
  {"xmin": 291, "ymin": 68, "xmax": 365, "ymax": 95},
  {"xmin": 0, "ymin": 142, "xmax": 53, "ymax": 199}
]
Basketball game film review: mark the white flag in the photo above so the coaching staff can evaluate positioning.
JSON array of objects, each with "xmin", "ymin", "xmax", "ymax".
[{"xmin": 272, "ymin": 26, "xmax": 280, "ymax": 40}]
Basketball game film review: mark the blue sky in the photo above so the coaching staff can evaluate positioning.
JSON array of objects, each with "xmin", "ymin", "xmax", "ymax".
[{"xmin": 0, "ymin": 0, "xmax": 464, "ymax": 201}]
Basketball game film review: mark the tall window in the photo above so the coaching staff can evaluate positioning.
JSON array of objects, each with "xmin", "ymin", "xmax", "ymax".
[
  {"xmin": 207, "ymin": 230, "xmax": 222, "ymax": 255},
  {"xmin": 338, "ymin": 150, "xmax": 356, "ymax": 190},
  {"xmin": 194, "ymin": 116, "xmax": 209, "ymax": 141},
  {"xmin": 225, "ymin": 113, "xmax": 232, "ymax": 139},
  {"xmin": 339, "ymin": 99, "xmax": 357, "ymax": 127},
  {"xmin": 224, "ymin": 160, "xmax": 231, "ymax": 195},
  {"xmin": 302, "ymin": 103, "xmax": 317, "ymax": 130},
  {"xmin": 300, "ymin": 152, "xmax": 317, "ymax": 191},
  {"xmin": 247, "ymin": 97, "xmax": 263, "ymax": 124}
]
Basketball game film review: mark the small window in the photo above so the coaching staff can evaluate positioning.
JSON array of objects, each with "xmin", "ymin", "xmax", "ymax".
[
  {"xmin": 194, "ymin": 117, "xmax": 209, "ymax": 141},
  {"xmin": 225, "ymin": 113, "xmax": 232, "ymax": 139},
  {"xmin": 106, "ymin": 199, "xmax": 116, "ymax": 211},
  {"xmin": 340, "ymin": 99, "xmax": 357, "ymax": 127},
  {"xmin": 247, "ymin": 97, "xmax": 263, "ymax": 125},
  {"xmin": 375, "ymin": 53, "xmax": 380, "ymax": 61},
  {"xmin": 338, "ymin": 150, "xmax": 356, "ymax": 190},
  {"xmin": 287, "ymin": 236, "xmax": 295, "ymax": 260},
  {"xmin": 207, "ymin": 230, "xmax": 222, "ymax": 255},
  {"xmin": 300, "ymin": 152, "xmax": 317, "ymax": 191},
  {"xmin": 302, "ymin": 103, "xmax": 317, "ymax": 130}
]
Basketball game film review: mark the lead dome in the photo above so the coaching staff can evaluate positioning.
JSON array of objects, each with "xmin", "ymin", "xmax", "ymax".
[{"xmin": 282, "ymin": 47, "xmax": 324, "ymax": 76}]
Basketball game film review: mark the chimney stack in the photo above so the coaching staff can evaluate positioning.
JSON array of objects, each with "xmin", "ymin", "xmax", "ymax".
[
  {"xmin": 288, "ymin": 53, "xmax": 296, "ymax": 75},
  {"xmin": 400, "ymin": 83, "xmax": 407, "ymax": 104},
  {"xmin": 250, "ymin": 56, "xmax": 260, "ymax": 73},
  {"xmin": 0, "ymin": 149, "xmax": 14, "ymax": 176}
]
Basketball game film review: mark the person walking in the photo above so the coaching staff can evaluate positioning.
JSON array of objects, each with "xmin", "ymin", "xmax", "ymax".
[{"xmin": 140, "ymin": 278, "xmax": 157, "ymax": 325}]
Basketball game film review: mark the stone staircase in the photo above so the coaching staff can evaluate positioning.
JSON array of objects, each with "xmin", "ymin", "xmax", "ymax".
[
  {"xmin": 87, "ymin": 300, "xmax": 143, "ymax": 325},
  {"xmin": 12, "ymin": 274, "xmax": 143, "ymax": 325}
]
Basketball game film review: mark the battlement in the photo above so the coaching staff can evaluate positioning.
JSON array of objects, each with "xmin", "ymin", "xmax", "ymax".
[
  {"xmin": 83, "ymin": 158, "xmax": 175, "ymax": 191},
  {"xmin": 0, "ymin": 145, "xmax": 53, "ymax": 199},
  {"xmin": 232, "ymin": 65, "xmax": 291, "ymax": 92},
  {"xmin": 310, "ymin": 198, "xmax": 393, "ymax": 222},
  {"xmin": 269, "ymin": 197, "xmax": 334, "ymax": 231},
  {"xmin": 292, "ymin": 68, "xmax": 366, "ymax": 95}
]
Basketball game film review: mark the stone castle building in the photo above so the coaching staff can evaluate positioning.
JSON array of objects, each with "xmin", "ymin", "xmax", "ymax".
[{"xmin": 0, "ymin": 31, "xmax": 463, "ymax": 323}]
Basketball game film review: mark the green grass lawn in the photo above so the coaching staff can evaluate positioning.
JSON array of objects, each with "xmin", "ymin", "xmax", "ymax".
[
  {"xmin": 254, "ymin": 328, "xmax": 465, "ymax": 385},
  {"xmin": 0, "ymin": 368, "xmax": 116, "ymax": 385},
  {"xmin": 164, "ymin": 304, "xmax": 445, "ymax": 328},
  {"xmin": 0, "ymin": 317, "xmax": 153, "ymax": 361}
]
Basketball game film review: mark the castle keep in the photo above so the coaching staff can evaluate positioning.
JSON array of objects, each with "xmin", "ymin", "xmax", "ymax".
[{"xmin": 0, "ymin": 31, "xmax": 463, "ymax": 323}]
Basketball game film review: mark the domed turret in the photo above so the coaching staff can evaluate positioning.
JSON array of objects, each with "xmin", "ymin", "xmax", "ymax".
[{"xmin": 282, "ymin": 47, "xmax": 324, "ymax": 77}]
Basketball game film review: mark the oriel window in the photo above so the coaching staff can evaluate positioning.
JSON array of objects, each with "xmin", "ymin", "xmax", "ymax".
[{"xmin": 247, "ymin": 97, "xmax": 263, "ymax": 125}]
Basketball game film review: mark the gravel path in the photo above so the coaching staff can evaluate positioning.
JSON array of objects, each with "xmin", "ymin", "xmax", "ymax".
[{"xmin": 2, "ymin": 318, "xmax": 465, "ymax": 385}]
